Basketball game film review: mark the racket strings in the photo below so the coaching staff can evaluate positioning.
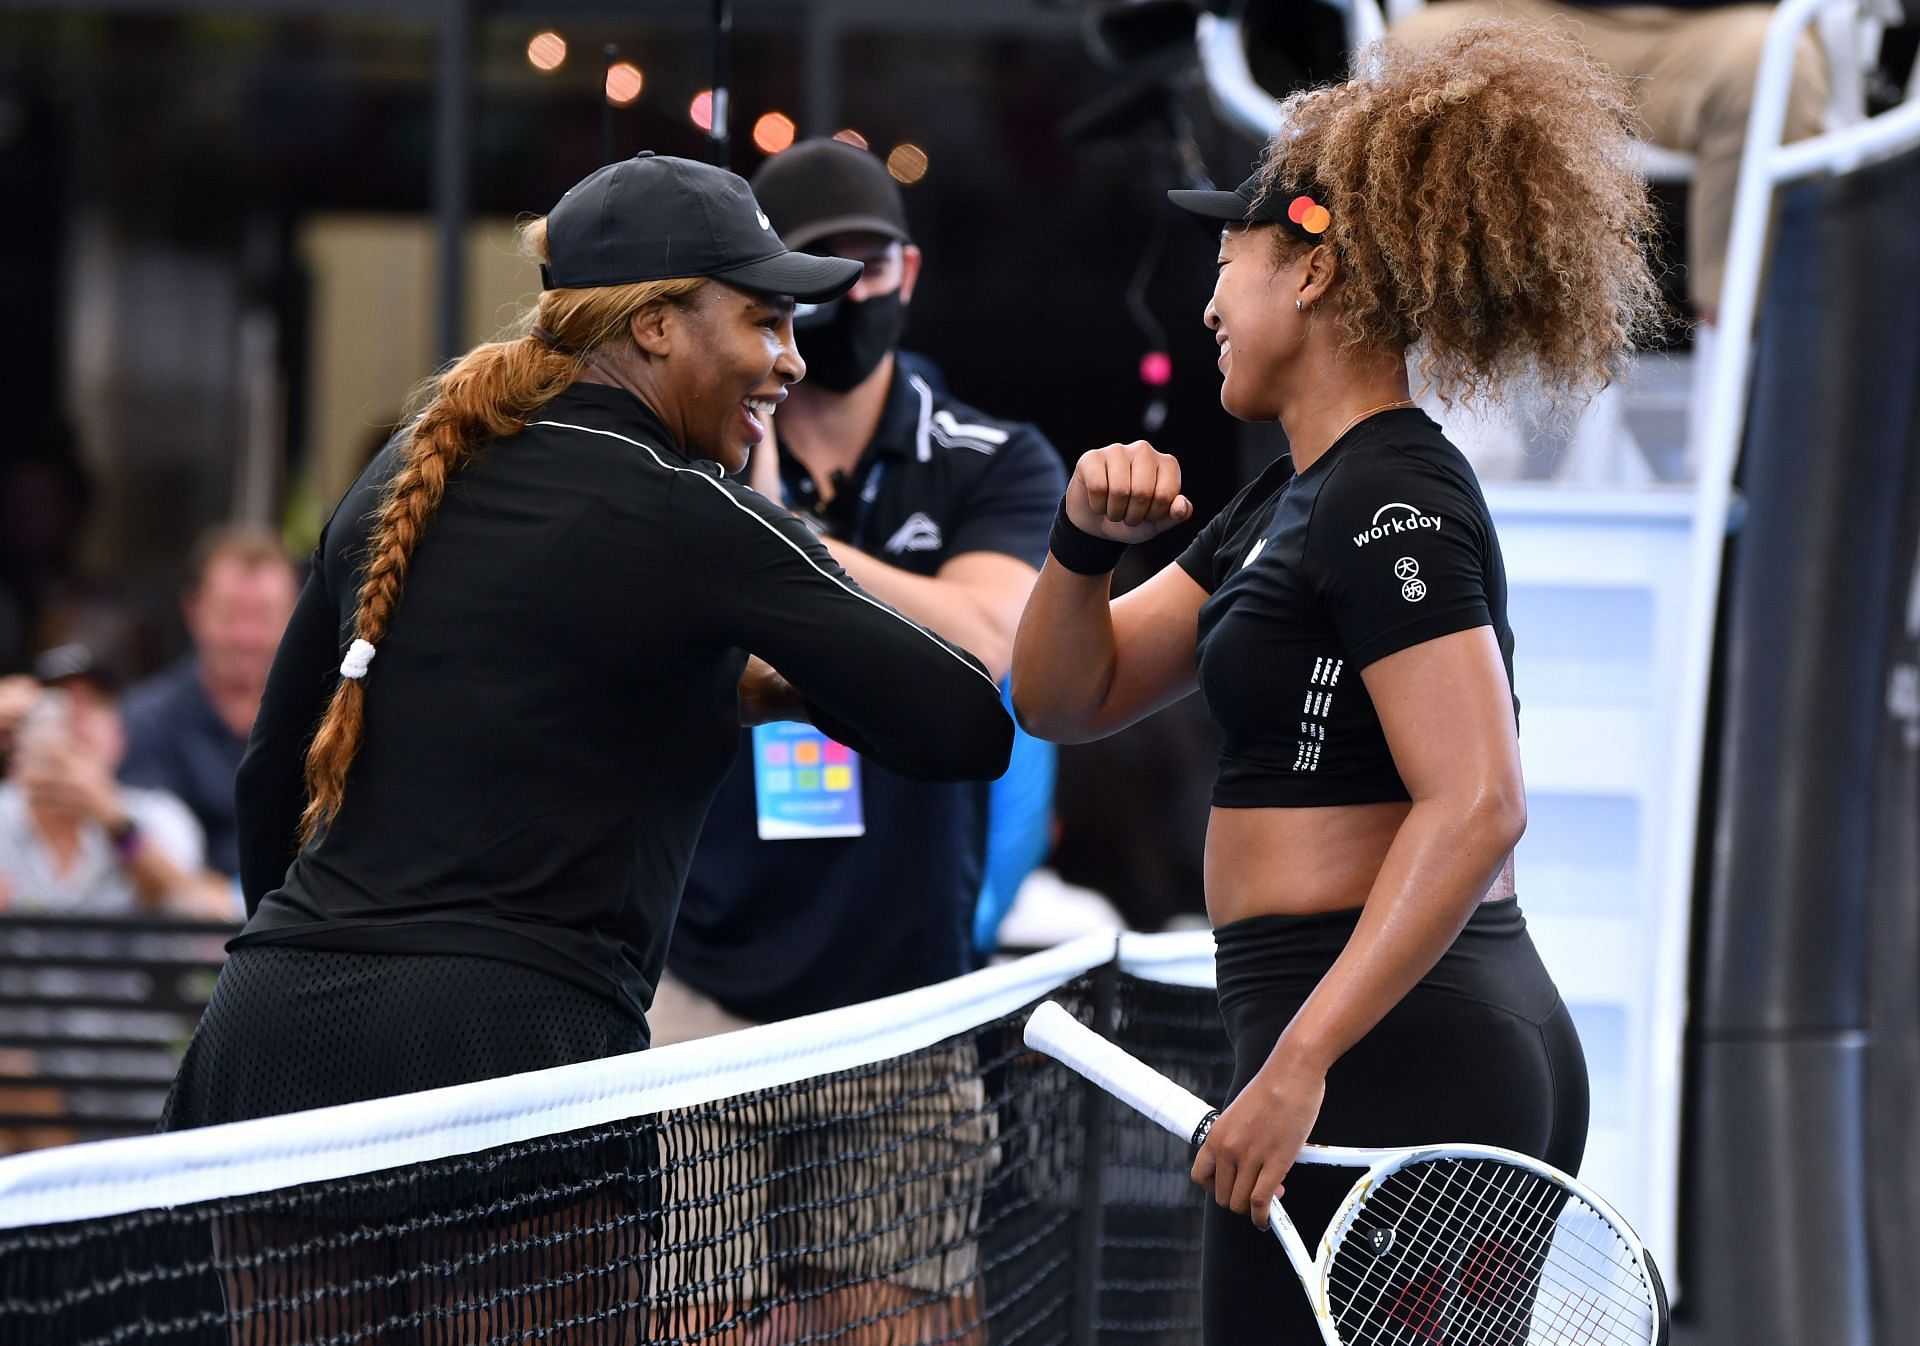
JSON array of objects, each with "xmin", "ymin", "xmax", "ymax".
[
  {"xmin": 1358, "ymin": 1166, "xmax": 1609, "ymax": 1326},
  {"xmin": 1331, "ymin": 1163, "xmax": 1645, "ymax": 1346},
  {"xmin": 1419, "ymin": 1165, "xmax": 1573, "ymax": 1344},
  {"xmin": 1395, "ymin": 1170, "xmax": 1642, "ymax": 1346},
  {"xmin": 1359, "ymin": 1162, "xmax": 1552, "ymax": 1344},
  {"xmin": 1323, "ymin": 1158, "xmax": 1655, "ymax": 1345}
]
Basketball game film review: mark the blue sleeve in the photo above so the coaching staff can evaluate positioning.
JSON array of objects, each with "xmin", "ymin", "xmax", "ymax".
[{"xmin": 975, "ymin": 682, "xmax": 1057, "ymax": 955}]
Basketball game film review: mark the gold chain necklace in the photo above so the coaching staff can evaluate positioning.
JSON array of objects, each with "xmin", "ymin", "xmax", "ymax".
[{"xmin": 1330, "ymin": 398, "xmax": 1416, "ymax": 445}]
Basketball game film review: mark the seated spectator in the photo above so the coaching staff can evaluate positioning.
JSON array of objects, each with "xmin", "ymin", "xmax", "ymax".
[
  {"xmin": 120, "ymin": 526, "xmax": 299, "ymax": 878},
  {"xmin": 0, "ymin": 644, "xmax": 230, "ymax": 917}
]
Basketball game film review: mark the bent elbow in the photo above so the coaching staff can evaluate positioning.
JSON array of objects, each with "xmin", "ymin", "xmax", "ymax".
[
  {"xmin": 1009, "ymin": 667, "xmax": 1096, "ymax": 745},
  {"xmin": 927, "ymin": 671, "xmax": 1015, "ymax": 780},
  {"xmin": 1010, "ymin": 692, "xmax": 1084, "ymax": 746},
  {"xmin": 980, "ymin": 712, "xmax": 1016, "ymax": 779},
  {"xmin": 1477, "ymin": 782, "xmax": 1528, "ymax": 851},
  {"xmin": 1426, "ymin": 775, "xmax": 1526, "ymax": 852},
  {"xmin": 1010, "ymin": 683, "xmax": 1052, "ymax": 741},
  {"xmin": 940, "ymin": 692, "xmax": 1014, "ymax": 780}
]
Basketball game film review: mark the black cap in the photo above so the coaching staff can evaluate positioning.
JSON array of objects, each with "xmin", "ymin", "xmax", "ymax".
[
  {"xmin": 1168, "ymin": 172, "xmax": 1331, "ymax": 244},
  {"xmin": 32, "ymin": 642, "xmax": 123, "ymax": 693},
  {"xmin": 542, "ymin": 152, "xmax": 863, "ymax": 303},
  {"xmin": 750, "ymin": 139, "xmax": 912, "ymax": 252}
]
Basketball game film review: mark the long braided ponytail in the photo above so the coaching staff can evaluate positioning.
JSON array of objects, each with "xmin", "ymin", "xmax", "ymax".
[{"xmin": 297, "ymin": 219, "xmax": 707, "ymax": 844}]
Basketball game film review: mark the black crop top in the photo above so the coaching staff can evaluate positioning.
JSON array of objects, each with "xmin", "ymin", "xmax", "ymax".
[{"xmin": 1174, "ymin": 408, "xmax": 1515, "ymax": 808}]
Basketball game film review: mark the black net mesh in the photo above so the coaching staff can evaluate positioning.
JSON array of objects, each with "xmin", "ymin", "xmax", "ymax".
[
  {"xmin": 0, "ymin": 970, "xmax": 1235, "ymax": 1346},
  {"xmin": 1091, "ymin": 974, "xmax": 1238, "ymax": 1345}
]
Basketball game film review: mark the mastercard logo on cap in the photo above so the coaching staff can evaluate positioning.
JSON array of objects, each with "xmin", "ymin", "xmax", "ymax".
[{"xmin": 1287, "ymin": 194, "xmax": 1332, "ymax": 235}]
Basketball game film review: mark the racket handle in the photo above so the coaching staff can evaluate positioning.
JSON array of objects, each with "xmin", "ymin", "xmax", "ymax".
[{"xmin": 1024, "ymin": 1001, "xmax": 1217, "ymax": 1147}]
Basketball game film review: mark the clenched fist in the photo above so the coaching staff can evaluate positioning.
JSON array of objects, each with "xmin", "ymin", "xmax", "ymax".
[{"xmin": 1065, "ymin": 440, "xmax": 1192, "ymax": 543}]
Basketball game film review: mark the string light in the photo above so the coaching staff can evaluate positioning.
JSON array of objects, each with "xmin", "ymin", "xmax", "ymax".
[
  {"xmin": 526, "ymin": 32, "xmax": 567, "ymax": 72},
  {"xmin": 886, "ymin": 143, "xmax": 929, "ymax": 185},
  {"xmin": 604, "ymin": 62, "xmax": 644, "ymax": 107},
  {"xmin": 753, "ymin": 112, "xmax": 797, "ymax": 155}
]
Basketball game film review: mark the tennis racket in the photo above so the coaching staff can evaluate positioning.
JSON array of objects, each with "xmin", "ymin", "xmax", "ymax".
[{"xmin": 1024, "ymin": 1000, "xmax": 1668, "ymax": 1346}]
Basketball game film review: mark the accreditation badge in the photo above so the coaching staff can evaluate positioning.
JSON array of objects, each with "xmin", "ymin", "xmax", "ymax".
[{"xmin": 750, "ymin": 722, "xmax": 866, "ymax": 840}]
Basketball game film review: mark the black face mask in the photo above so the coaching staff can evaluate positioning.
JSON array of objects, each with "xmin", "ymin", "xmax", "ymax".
[{"xmin": 797, "ymin": 290, "xmax": 907, "ymax": 393}]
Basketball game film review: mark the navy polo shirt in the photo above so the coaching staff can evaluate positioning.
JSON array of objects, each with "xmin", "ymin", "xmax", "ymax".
[
  {"xmin": 669, "ymin": 361, "xmax": 1065, "ymax": 1021},
  {"xmin": 120, "ymin": 657, "xmax": 248, "ymax": 878}
]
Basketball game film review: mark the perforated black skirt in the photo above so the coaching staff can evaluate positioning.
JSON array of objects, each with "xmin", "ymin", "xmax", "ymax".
[{"xmin": 161, "ymin": 945, "xmax": 650, "ymax": 1131}]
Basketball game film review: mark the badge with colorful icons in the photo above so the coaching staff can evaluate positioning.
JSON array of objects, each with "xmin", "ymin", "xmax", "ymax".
[{"xmin": 751, "ymin": 721, "xmax": 865, "ymax": 840}]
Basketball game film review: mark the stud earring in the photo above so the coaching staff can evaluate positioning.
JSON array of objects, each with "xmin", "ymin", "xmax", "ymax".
[{"xmin": 1296, "ymin": 300, "xmax": 1304, "ymax": 313}]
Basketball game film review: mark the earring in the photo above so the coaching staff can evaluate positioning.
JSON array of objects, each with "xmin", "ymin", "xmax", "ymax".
[{"xmin": 1296, "ymin": 299, "xmax": 1304, "ymax": 313}]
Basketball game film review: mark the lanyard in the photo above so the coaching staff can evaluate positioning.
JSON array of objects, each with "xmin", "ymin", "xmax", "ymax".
[{"xmin": 783, "ymin": 457, "xmax": 889, "ymax": 553}]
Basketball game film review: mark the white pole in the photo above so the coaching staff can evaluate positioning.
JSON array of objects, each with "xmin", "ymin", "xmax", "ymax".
[{"xmin": 1648, "ymin": 0, "xmax": 1840, "ymax": 1278}]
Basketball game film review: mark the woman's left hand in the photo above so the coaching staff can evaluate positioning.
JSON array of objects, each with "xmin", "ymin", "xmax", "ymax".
[{"xmin": 1191, "ymin": 1050, "xmax": 1327, "ymax": 1229}]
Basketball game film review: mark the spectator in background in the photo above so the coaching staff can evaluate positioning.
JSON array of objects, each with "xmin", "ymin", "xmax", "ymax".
[
  {"xmin": 120, "ymin": 526, "xmax": 299, "ymax": 879},
  {"xmin": 655, "ymin": 139, "xmax": 1064, "ymax": 1341},
  {"xmin": 663, "ymin": 140, "xmax": 1066, "ymax": 1035},
  {"xmin": 0, "ymin": 644, "xmax": 229, "ymax": 917}
]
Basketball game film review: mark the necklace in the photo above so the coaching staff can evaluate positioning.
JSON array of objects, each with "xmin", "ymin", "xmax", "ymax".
[{"xmin": 1329, "ymin": 398, "xmax": 1416, "ymax": 445}]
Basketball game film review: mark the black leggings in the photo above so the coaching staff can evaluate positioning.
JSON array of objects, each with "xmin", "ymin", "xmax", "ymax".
[{"xmin": 1201, "ymin": 899, "xmax": 1588, "ymax": 1345}]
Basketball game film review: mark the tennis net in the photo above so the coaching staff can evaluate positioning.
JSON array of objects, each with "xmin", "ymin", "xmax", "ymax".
[{"xmin": 0, "ymin": 931, "xmax": 1230, "ymax": 1345}]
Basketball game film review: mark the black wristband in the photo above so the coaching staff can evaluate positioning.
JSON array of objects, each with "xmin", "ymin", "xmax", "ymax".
[{"xmin": 1048, "ymin": 500, "xmax": 1128, "ymax": 575}]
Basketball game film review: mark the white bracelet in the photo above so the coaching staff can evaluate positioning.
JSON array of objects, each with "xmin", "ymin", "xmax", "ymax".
[{"xmin": 340, "ymin": 639, "xmax": 377, "ymax": 680}]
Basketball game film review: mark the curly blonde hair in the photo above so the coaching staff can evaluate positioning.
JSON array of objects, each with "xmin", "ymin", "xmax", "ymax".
[{"xmin": 1254, "ymin": 21, "xmax": 1666, "ymax": 406}]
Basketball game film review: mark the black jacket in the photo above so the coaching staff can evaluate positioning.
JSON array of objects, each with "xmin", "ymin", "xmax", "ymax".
[{"xmin": 230, "ymin": 382, "xmax": 1012, "ymax": 1018}]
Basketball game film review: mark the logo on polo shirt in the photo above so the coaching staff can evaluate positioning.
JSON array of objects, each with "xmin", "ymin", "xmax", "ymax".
[
  {"xmin": 884, "ymin": 512, "xmax": 944, "ymax": 555},
  {"xmin": 1353, "ymin": 502, "xmax": 1443, "ymax": 549}
]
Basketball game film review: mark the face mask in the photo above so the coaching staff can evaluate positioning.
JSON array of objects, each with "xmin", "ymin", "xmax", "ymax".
[{"xmin": 798, "ymin": 290, "xmax": 907, "ymax": 392}]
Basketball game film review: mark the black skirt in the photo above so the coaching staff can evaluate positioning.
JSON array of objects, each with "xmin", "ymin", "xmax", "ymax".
[
  {"xmin": 162, "ymin": 945, "xmax": 650, "ymax": 1130},
  {"xmin": 157, "ymin": 947, "xmax": 659, "ymax": 1344}
]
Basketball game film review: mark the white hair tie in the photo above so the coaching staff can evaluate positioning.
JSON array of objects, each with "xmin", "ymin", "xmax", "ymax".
[{"xmin": 340, "ymin": 639, "xmax": 377, "ymax": 680}]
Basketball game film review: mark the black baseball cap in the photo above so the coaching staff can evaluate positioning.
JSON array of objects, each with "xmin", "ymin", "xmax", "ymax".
[
  {"xmin": 32, "ymin": 642, "xmax": 124, "ymax": 693},
  {"xmin": 1168, "ymin": 171, "xmax": 1332, "ymax": 244},
  {"xmin": 541, "ymin": 152, "xmax": 863, "ymax": 303},
  {"xmin": 750, "ymin": 139, "xmax": 912, "ymax": 252}
]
